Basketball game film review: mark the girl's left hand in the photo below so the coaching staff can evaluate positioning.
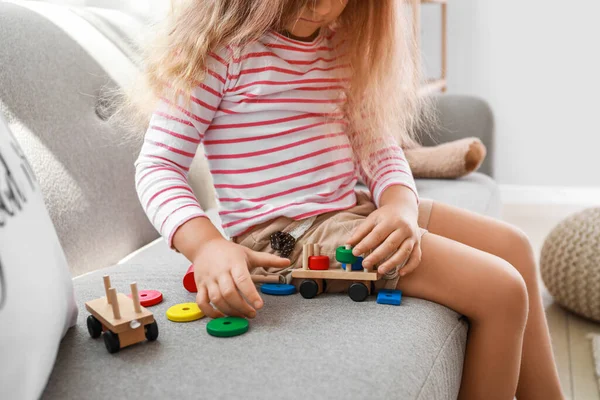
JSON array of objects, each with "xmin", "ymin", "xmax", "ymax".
[{"xmin": 346, "ymin": 196, "xmax": 422, "ymax": 277}]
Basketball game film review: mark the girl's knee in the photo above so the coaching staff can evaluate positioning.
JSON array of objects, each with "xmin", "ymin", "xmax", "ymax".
[
  {"xmin": 500, "ymin": 265, "xmax": 529, "ymax": 321},
  {"xmin": 474, "ymin": 258, "xmax": 529, "ymax": 324},
  {"xmin": 507, "ymin": 225, "xmax": 534, "ymax": 257},
  {"xmin": 503, "ymin": 224, "xmax": 538, "ymax": 281}
]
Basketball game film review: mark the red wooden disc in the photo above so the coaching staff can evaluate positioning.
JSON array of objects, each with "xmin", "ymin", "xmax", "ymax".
[
  {"xmin": 183, "ymin": 264, "xmax": 197, "ymax": 293},
  {"xmin": 128, "ymin": 290, "xmax": 163, "ymax": 307},
  {"xmin": 308, "ymin": 255, "xmax": 330, "ymax": 270}
]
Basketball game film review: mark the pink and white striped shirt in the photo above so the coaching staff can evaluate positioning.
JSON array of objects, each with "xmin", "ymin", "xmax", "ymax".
[{"xmin": 135, "ymin": 29, "xmax": 417, "ymax": 246}]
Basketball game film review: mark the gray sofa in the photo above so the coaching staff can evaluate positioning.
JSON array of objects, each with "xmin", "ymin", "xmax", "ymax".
[{"xmin": 0, "ymin": 2, "xmax": 499, "ymax": 399}]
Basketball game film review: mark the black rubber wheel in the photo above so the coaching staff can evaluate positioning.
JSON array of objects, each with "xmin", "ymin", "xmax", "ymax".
[
  {"xmin": 103, "ymin": 330, "xmax": 121, "ymax": 354},
  {"xmin": 299, "ymin": 279, "xmax": 319, "ymax": 299},
  {"xmin": 348, "ymin": 282, "xmax": 369, "ymax": 302},
  {"xmin": 145, "ymin": 321, "xmax": 159, "ymax": 341},
  {"xmin": 86, "ymin": 315, "xmax": 102, "ymax": 338}
]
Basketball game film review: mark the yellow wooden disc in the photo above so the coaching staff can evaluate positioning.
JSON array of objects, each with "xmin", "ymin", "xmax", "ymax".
[{"xmin": 166, "ymin": 302, "xmax": 204, "ymax": 322}]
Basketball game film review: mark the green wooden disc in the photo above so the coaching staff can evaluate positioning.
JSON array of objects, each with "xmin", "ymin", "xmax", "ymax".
[
  {"xmin": 207, "ymin": 317, "xmax": 249, "ymax": 338},
  {"xmin": 336, "ymin": 245, "xmax": 357, "ymax": 264}
]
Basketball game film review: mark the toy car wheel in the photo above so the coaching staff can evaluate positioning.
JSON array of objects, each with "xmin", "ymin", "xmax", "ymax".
[
  {"xmin": 299, "ymin": 279, "xmax": 319, "ymax": 299},
  {"xmin": 86, "ymin": 315, "xmax": 102, "ymax": 338},
  {"xmin": 348, "ymin": 282, "xmax": 369, "ymax": 302},
  {"xmin": 145, "ymin": 321, "xmax": 159, "ymax": 341},
  {"xmin": 103, "ymin": 330, "xmax": 121, "ymax": 354}
]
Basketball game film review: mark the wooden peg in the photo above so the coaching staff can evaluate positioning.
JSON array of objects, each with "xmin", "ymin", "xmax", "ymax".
[
  {"xmin": 130, "ymin": 282, "xmax": 142, "ymax": 313},
  {"xmin": 313, "ymin": 244, "xmax": 320, "ymax": 256},
  {"xmin": 307, "ymin": 243, "xmax": 314, "ymax": 269},
  {"xmin": 108, "ymin": 288, "xmax": 121, "ymax": 319},
  {"xmin": 250, "ymin": 275, "xmax": 282, "ymax": 284},
  {"xmin": 302, "ymin": 244, "xmax": 309, "ymax": 270},
  {"xmin": 103, "ymin": 275, "xmax": 111, "ymax": 304}
]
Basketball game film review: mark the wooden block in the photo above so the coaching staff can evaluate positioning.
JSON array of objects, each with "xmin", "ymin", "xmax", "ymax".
[
  {"xmin": 86, "ymin": 293, "xmax": 155, "ymax": 334},
  {"xmin": 291, "ymin": 269, "xmax": 379, "ymax": 281},
  {"xmin": 377, "ymin": 289, "xmax": 402, "ymax": 305},
  {"xmin": 118, "ymin": 325, "xmax": 146, "ymax": 348}
]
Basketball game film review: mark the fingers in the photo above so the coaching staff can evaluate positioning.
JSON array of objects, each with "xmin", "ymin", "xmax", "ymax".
[
  {"xmin": 196, "ymin": 285, "xmax": 223, "ymax": 319},
  {"xmin": 346, "ymin": 218, "xmax": 376, "ymax": 251},
  {"xmin": 398, "ymin": 241, "xmax": 422, "ymax": 277},
  {"xmin": 197, "ymin": 271, "xmax": 261, "ymax": 319},
  {"xmin": 206, "ymin": 281, "xmax": 238, "ymax": 317},
  {"xmin": 217, "ymin": 274, "xmax": 257, "ymax": 318},
  {"xmin": 231, "ymin": 265, "xmax": 264, "ymax": 310},
  {"xmin": 360, "ymin": 229, "xmax": 403, "ymax": 269},
  {"xmin": 352, "ymin": 223, "xmax": 393, "ymax": 259},
  {"xmin": 376, "ymin": 238, "xmax": 415, "ymax": 275},
  {"xmin": 249, "ymin": 250, "xmax": 291, "ymax": 269}
]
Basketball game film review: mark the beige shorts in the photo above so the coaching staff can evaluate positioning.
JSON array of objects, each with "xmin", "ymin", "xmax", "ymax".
[{"xmin": 232, "ymin": 190, "xmax": 433, "ymax": 293}]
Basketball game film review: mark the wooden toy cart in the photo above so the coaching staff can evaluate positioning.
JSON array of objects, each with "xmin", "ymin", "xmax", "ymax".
[
  {"xmin": 291, "ymin": 244, "xmax": 379, "ymax": 302},
  {"xmin": 85, "ymin": 275, "xmax": 158, "ymax": 353}
]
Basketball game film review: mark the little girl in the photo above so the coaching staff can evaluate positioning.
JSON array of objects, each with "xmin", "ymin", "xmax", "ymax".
[{"xmin": 132, "ymin": 1, "xmax": 563, "ymax": 398}]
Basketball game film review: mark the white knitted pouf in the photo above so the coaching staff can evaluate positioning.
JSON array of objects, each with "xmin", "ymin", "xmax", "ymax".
[{"xmin": 541, "ymin": 208, "xmax": 600, "ymax": 322}]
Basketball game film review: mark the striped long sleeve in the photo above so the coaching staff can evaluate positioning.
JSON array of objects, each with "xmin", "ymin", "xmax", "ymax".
[
  {"xmin": 354, "ymin": 137, "xmax": 418, "ymax": 207},
  {"xmin": 134, "ymin": 48, "xmax": 231, "ymax": 246}
]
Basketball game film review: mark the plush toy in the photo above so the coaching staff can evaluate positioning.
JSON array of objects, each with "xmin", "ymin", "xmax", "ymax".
[{"xmin": 404, "ymin": 137, "xmax": 487, "ymax": 179}]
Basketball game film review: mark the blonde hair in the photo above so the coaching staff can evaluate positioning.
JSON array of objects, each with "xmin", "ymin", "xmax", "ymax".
[{"xmin": 125, "ymin": 0, "xmax": 429, "ymax": 176}]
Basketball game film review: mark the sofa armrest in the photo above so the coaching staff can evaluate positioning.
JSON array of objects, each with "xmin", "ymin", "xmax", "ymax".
[{"xmin": 418, "ymin": 95, "xmax": 495, "ymax": 177}]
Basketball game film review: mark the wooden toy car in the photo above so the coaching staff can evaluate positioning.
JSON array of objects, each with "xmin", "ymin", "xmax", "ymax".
[
  {"xmin": 85, "ymin": 275, "xmax": 158, "ymax": 353},
  {"xmin": 291, "ymin": 244, "xmax": 379, "ymax": 302}
]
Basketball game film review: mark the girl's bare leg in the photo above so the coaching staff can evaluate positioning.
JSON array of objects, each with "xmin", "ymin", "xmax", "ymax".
[
  {"xmin": 426, "ymin": 202, "xmax": 564, "ymax": 399},
  {"xmin": 397, "ymin": 232, "xmax": 528, "ymax": 399}
]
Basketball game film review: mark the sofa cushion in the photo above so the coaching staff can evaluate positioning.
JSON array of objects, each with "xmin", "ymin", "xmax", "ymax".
[
  {"xmin": 415, "ymin": 173, "xmax": 501, "ymax": 217},
  {"xmin": 0, "ymin": 114, "xmax": 77, "ymax": 400},
  {"xmin": 43, "ymin": 238, "xmax": 467, "ymax": 400},
  {"xmin": 353, "ymin": 173, "xmax": 500, "ymax": 221}
]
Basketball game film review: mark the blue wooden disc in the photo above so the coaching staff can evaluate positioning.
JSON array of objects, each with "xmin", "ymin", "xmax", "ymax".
[{"xmin": 260, "ymin": 283, "xmax": 296, "ymax": 296}]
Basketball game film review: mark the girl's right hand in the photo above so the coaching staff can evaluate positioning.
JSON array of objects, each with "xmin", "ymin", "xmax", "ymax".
[{"xmin": 193, "ymin": 238, "xmax": 290, "ymax": 319}]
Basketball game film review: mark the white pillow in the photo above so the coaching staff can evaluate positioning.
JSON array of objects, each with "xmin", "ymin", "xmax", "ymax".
[{"xmin": 0, "ymin": 114, "xmax": 77, "ymax": 400}]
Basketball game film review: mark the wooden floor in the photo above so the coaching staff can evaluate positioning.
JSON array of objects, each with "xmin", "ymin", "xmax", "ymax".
[{"xmin": 502, "ymin": 202, "xmax": 600, "ymax": 400}]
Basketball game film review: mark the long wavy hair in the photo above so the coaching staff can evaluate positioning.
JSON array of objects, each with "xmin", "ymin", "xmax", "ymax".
[{"xmin": 124, "ymin": 0, "xmax": 428, "ymax": 176}]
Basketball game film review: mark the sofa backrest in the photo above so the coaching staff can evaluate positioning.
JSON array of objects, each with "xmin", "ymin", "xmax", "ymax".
[{"xmin": 0, "ymin": 2, "xmax": 167, "ymax": 276}]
